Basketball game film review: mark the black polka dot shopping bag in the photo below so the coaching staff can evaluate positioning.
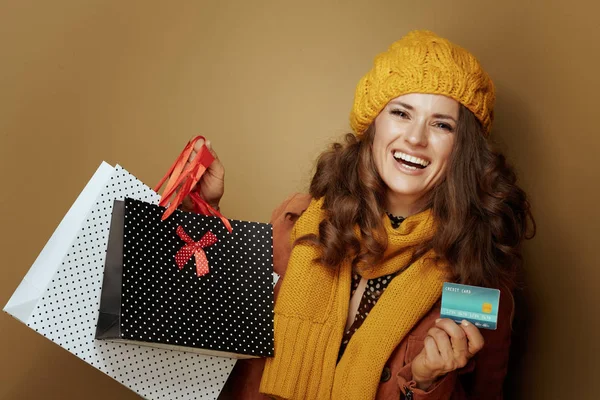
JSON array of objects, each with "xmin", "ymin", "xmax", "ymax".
[
  {"xmin": 4, "ymin": 137, "xmax": 274, "ymax": 399},
  {"xmin": 96, "ymin": 138, "xmax": 275, "ymax": 359}
]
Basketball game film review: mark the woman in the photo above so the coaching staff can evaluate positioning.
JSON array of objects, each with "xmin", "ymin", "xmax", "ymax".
[{"xmin": 185, "ymin": 30, "xmax": 534, "ymax": 399}]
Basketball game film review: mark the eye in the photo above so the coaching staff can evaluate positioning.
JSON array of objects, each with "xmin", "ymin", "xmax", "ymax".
[
  {"xmin": 390, "ymin": 109, "xmax": 409, "ymax": 118},
  {"xmin": 434, "ymin": 122, "xmax": 455, "ymax": 132}
]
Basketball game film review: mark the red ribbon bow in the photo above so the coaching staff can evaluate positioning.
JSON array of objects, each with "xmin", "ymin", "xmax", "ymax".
[{"xmin": 174, "ymin": 225, "xmax": 218, "ymax": 277}]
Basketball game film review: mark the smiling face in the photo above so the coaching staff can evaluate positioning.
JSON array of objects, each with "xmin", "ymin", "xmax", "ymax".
[{"xmin": 372, "ymin": 93, "xmax": 459, "ymax": 216}]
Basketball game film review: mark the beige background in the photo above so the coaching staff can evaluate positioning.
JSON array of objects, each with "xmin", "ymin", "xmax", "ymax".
[{"xmin": 1, "ymin": 0, "xmax": 598, "ymax": 399}]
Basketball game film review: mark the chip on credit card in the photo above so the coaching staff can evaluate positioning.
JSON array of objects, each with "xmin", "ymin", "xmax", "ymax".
[{"xmin": 440, "ymin": 282, "xmax": 500, "ymax": 330}]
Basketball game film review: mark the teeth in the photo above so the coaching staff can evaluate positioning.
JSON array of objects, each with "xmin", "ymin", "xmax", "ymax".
[{"xmin": 393, "ymin": 151, "xmax": 430, "ymax": 167}]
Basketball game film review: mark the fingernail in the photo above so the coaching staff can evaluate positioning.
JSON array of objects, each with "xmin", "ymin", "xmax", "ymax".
[
  {"xmin": 435, "ymin": 318, "xmax": 441, "ymax": 323},
  {"xmin": 205, "ymin": 140, "xmax": 212, "ymax": 149},
  {"xmin": 461, "ymin": 320, "xmax": 469, "ymax": 326}
]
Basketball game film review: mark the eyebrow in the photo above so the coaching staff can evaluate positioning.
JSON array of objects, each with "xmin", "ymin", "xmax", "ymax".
[{"xmin": 389, "ymin": 100, "xmax": 458, "ymax": 124}]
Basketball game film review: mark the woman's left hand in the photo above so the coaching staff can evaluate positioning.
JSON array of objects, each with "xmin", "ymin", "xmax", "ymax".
[{"xmin": 410, "ymin": 318, "xmax": 485, "ymax": 391}]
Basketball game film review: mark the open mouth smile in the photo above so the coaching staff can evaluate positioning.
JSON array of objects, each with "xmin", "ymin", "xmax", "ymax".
[{"xmin": 392, "ymin": 151, "xmax": 430, "ymax": 170}]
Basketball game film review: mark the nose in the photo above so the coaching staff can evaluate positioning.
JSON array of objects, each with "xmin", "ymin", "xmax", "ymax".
[{"xmin": 405, "ymin": 121, "xmax": 428, "ymax": 147}]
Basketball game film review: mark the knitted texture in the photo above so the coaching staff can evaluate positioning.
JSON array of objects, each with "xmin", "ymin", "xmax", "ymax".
[
  {"xmin": 259, "ymin": 198, "xmax": 448, "ymax": 399},
  {"xmin": 350, "ymin": 30, "xmax": 496, "ymax": 135}
]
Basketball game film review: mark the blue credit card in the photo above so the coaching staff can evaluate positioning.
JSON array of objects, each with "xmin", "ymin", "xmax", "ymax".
[{"xmin": 440, "ymin": 282, "xmax": 500, "ymax": 330}]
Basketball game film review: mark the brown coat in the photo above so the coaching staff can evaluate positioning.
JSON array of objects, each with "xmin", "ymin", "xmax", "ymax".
[{"xmin": 219, "ymin": 194, "xmax": 513, "ymax": 400}]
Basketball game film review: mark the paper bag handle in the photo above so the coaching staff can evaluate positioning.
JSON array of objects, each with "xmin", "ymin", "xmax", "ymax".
[{"xmin": 154, "ymin": 136, "xmax": 232, "ymax": 233}]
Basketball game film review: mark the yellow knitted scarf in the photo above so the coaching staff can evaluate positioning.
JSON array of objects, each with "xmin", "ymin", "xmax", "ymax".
[{"xmin": 260, "ymin": 198, "xmax": 448, "ymax": 399}]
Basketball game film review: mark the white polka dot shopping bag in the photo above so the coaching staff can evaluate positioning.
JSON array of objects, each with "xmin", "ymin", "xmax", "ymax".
[{"xmin": 4, "ymin": 137, "xmax": 276, "ymax": 399}]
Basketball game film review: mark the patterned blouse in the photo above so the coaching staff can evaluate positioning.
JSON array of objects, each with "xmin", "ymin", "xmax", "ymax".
[{"xmin": 338, "ymin": 213, "xmax": 405, "ymax": 361}]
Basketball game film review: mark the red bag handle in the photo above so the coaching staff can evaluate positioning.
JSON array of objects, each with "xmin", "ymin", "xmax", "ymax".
[{"xmin": 154, "ymin": 136, "xmax": 232, "ymax": 233}]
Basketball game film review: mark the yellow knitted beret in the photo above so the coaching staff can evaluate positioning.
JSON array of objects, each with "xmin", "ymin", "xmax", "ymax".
[{"xmin": 350, "ymin": 30, "xmax": 496, "ymax": 135}]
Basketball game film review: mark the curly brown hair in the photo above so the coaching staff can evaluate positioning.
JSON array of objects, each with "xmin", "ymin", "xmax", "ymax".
[{"xmin": 302, "ymin": 105, "xmax": 535, "ymax": 288}]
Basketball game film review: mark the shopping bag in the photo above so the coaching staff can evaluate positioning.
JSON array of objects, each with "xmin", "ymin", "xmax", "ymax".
[
  {"xmin": 4, "ymin": 161, "xmax": 237, "ymax": 400},
  {"xmin": 95, "ymin": 136, "xmax": 275, "ymax": 358},
  {"xmin": 95, "ymin": 197, "xmax": 275, "ymax": 358},
  {"xmin": 4, "ymin": 162, "xmax": 115, "ymax": 324}
]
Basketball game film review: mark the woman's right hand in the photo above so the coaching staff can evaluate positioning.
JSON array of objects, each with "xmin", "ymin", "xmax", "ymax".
[{"xmin": 180, "ymin": 137, "xmax": 224, "ymax": 213}]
